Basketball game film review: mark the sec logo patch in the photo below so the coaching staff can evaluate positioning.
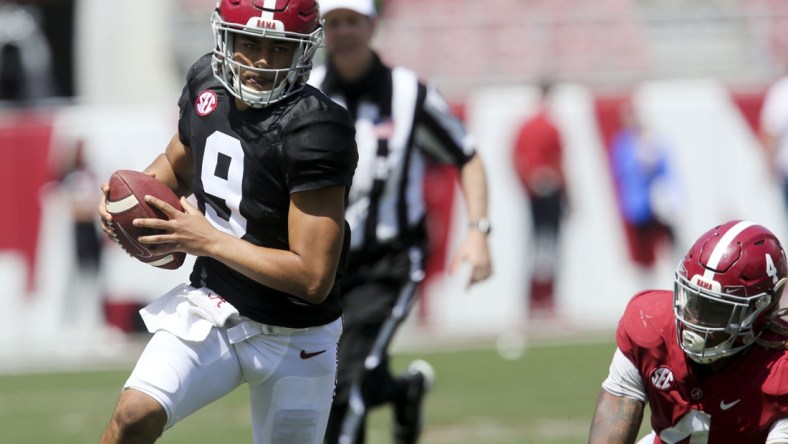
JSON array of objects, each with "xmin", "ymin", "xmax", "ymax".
[
  {"xmin": 195, "ymin": 90, "xmax": 218, "ymax": 116},
  {"xmin": 650, "ymin": 366, "xmax": 674, "ymax": 391}
]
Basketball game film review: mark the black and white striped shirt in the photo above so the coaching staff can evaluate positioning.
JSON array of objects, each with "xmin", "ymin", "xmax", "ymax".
[{"xmin": 309, "ymin": 53, "xmax": 476, "ymax": 253}]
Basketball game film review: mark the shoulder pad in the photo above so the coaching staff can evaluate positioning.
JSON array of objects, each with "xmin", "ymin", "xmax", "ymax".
[
  {"xmin": 761, "ymin": 349, "xmax": 788, "ymax": 396},
  {"xmin": 616, "ymin": 290, "xmax": 675, "ymax": 353}
]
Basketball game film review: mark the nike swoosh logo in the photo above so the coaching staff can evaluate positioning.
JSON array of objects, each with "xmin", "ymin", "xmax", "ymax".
[
  {"xmin": 720, "ymin": 399, "xmax": 741, "ymax": 410},
  {"xmin": 300, "ymin": 349, "xmax": 326, "ymax": 359},
  {"xmin": 116, "ymin": 222, "xmax": 152, "ymax": 258}
]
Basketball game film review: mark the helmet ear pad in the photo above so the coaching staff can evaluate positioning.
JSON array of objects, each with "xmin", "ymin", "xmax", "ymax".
[{"xmin": 754, "ymin": 277, "xmax": 788, "ymax": 331}]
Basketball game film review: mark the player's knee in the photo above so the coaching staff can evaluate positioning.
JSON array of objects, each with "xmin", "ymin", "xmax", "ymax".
[
  {"xmin": 110, "ymin": 409, "xmax": 166, "ymax": 441},
  {"xmin": 110, "ymin": 392, "xmax": 167, "ymax": 441}
]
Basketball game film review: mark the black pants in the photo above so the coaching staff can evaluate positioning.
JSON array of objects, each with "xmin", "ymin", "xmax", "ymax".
[
  {"xmin": 529, "ymin": 190, "xmax": 563, "ymax": 240},
  {"xmin": 324, "ymin": 247, "xmax": 423, "ymax": 444},
  {"xmin": 527, "ymin": 190, "xmax": 564, "ymax": 311},
  {"xmin": 74, "ymin": 221, "xmax": 101, "ymax": 272}
]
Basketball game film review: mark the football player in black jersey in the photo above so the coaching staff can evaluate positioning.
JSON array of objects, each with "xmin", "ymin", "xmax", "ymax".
[
  {"xmin": 97, "ymin": 1, "xmax": 357, "ymax": 443},
  {"xmin": 311, "ymin": 1, "xmax": 493, "ymax": 443}
]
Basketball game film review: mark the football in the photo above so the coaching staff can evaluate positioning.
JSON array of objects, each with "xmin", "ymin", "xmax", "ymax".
[{"xmin": 105, "ymin": 169, "xmax": 186, "ymax": 270}]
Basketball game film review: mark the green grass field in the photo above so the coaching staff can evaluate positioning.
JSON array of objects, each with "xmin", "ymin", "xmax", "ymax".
[{"xmin": 0, "ymin": 338, "xmax": 634, "ymax": 443}]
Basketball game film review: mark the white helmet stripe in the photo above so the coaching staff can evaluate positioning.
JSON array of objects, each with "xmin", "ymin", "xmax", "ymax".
[
  {"xmin": 262, "ymin": 0, "xmax": 276, "ymax": 20},
  {"xmin": 702, "ymin": 220, "xmax": 755, "ymax": 280}
]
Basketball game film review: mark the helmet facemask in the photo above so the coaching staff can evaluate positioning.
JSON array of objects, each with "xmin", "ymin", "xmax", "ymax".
[
  {"xmin": 674, "ymin": 268, "xmax": 780, "ymax": 364},
  {"xmin": 211, "ymin": 10, "xmax": 323, "ymax": 108}
]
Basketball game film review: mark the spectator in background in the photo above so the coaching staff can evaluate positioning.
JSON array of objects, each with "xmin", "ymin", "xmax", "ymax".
[
  {"xmin": 0, "ymin": 4, "xmax": 56, "ymax": 104},
  {"xmin": 61, "ymin": 141, "xmax": 102, "ymax": 275},
  {"xmin": 0, "ymin": 43, "xmax": 24, "ymax": 101},
  {"xmin": 58, "ymin": 140, "xmax": 104, "ymax": 339},
  {"xmin": 512, "ymin": 79, "xmax": 568, "ymax": 319},
  {"xmin": 759, "ymin": 67, "xmax": 788, "ymax": 212},
  {"xmin": 310, "ymin": 0, "xmax": 493, "ymax": 442},
  {"xmin": 610, "ymin": 101, "xmax": 678, "ymax": 278}
]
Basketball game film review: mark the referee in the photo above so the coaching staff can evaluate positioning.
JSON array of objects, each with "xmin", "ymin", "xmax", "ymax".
[{"xmin": 310, "ymin": 1, "xmax": 493, "ymax": 443}]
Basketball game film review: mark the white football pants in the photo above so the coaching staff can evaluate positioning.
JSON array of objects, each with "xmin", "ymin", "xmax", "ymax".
[{"xmin": 124, "ymin": 286, "xmax": 341, "ymax": 444}]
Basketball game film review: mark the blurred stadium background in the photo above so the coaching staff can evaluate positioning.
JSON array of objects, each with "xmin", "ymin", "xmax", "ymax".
[{"xmin": 0, "ymin": 0, "xmax": 787, "ymax": 440}]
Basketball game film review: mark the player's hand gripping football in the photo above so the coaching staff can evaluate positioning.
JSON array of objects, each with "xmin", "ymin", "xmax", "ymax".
[
  {"xmin": 97, "ymin": 170, "xmax": 163, "ymax": 239},
  {"xmin": 98, "ymin": 182, "xmax": 115, "ymax": 239},
  {"xmin": 132, "ymin": 195, "xmax": 221, "ymax": 258},
  {"xmin": 98, "ymin": 170, "xmax": 187, "ymax": 269}
]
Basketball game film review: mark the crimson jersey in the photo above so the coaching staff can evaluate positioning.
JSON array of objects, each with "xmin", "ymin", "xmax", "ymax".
[
  {"xmin": 512, "ymin": 109, "xmax": 565, "ymax": 197},
  {"xmin": 177, "ymin": 54, "xmax": 358, "ymax": 328},
  {"xmin": 617, "ymin": 290, "xmax": 788, "ymax": 443}
]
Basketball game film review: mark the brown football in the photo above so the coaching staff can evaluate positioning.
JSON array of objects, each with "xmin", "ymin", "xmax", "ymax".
[{"xmin": 105, "ymin": 169, "xmax": 185, "ymax": 270}]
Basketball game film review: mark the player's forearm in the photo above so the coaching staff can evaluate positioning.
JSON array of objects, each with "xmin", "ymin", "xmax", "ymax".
[
  {"xmin": 760, "ymin": 130, "xmax": 778, "ymax": 158},
  {"xmin": 143, "ymin": 133, "xmax": 194, "ymax": 198},
  {"xmin": 144, "ymin": 154, "xmax": 180, "ymax": 190},
  {"xmin": 204, "ymin": 233, "xmax": 339, "ymax": 303},
  {"xmin": 459, "ymin": 154, "xmax": 489, "ymax": 223},
  {"xmin": 200, "ymin": 187, "xmax": 346, "ymax": 304},
  {"xmin": 589, "ymin": 390, "xmax": 644, "ymax": 444}
]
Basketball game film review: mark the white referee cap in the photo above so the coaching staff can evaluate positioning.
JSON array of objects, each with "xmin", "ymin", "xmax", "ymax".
[{"xmin": 319, "ymin": 0, "xmax": 377, "ymax": 18}]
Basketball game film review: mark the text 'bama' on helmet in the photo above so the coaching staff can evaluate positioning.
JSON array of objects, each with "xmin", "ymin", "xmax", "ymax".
[
  {"xmin": 211, "ymin": 0, "xmax": 323, "ymax": 108},
  {"xmin": 674, "ymin": 220, "xmax": 788, "ymax": 364}
]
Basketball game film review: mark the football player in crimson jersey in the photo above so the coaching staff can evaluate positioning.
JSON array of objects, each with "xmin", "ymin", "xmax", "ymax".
[
  {"xmin": 589, "ymin": 220, "xmax": 788, "ymax": 444},
  {"xmin": 96, "ymin": 1, "xmax": 357, "ymax": 443}
]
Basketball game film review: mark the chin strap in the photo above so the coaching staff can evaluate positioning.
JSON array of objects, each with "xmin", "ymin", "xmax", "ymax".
[
  {"xmin": 681, "ymin": 330, "xmax": 724, "ymax": 364},
  {"xmin": 680, "ymin": 328, "xmax": 751, "ymax": 364},
  {"xmin": 681, "ymin": 329, "xmax": 706, "ymax": 354},
  {"xmin": 231, "ymin": 74, "xmax": 280, "ymax": 108}
]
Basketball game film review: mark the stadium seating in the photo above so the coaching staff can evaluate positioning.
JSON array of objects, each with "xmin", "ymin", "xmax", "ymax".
[{"xmin": 375, "ymin": 0, "xmax": 787, "ymax": 99}]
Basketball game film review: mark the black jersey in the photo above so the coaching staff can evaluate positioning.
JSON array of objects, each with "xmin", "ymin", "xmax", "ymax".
[{"xmin": 177, "ymin": 54, "xmax": 358, "ymax": 328}]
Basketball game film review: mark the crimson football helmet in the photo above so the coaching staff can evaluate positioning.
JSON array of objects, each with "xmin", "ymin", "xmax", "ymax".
[
  {"xmin": 674, "ymin": 220, "xmax": 787, "ymax": 364},
  {"xmin": 211, "ymin": 0, "xmax": 322, "ymax": 108}
]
